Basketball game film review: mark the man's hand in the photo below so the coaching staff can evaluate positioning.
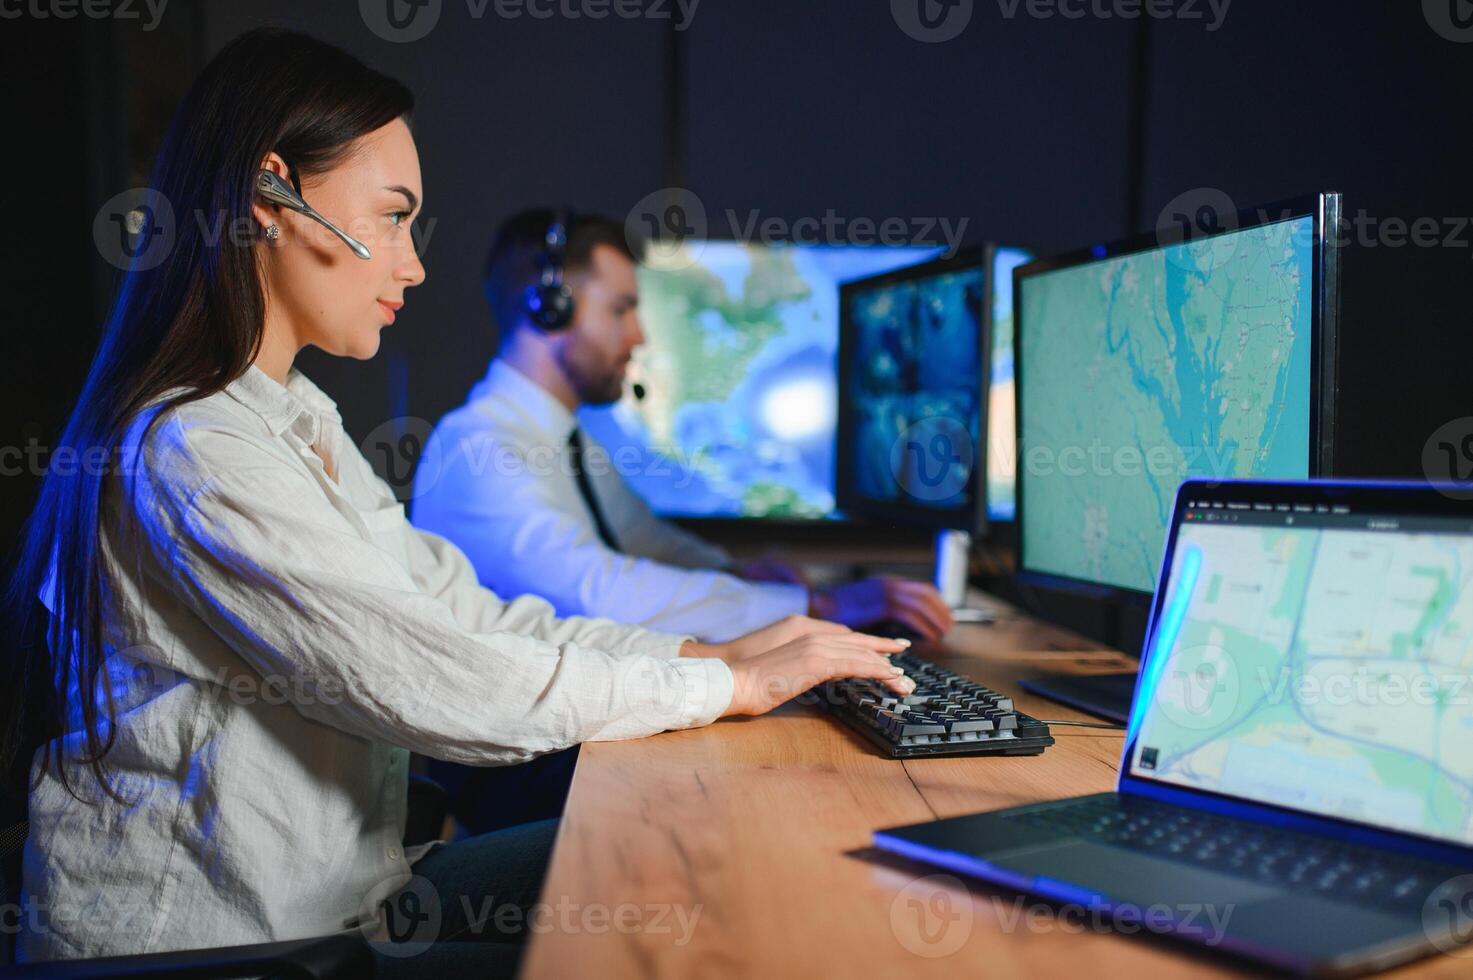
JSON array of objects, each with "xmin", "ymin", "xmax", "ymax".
[
  {"xmin": 722, "ymin": 632, "xmax": 915, "ymax": 717},
  {"xmin": 808, "ymin": 577, "xmax": 955, "ymax": 641}
]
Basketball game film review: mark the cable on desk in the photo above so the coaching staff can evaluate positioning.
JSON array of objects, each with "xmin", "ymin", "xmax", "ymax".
[{"xmin": 1037, "ymin": 719, "xmax": 1127, "ymax": 733}]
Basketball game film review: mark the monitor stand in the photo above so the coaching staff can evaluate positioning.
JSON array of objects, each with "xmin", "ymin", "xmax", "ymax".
[
  {"xmin": 1017, "ymin": 673, "xmax": 1136, "ymax": 725},
  {"xmin": 933, "ymin": 530, "xmax": 997, "ymax": 623},
  {"xmin": 1015, "ymin": 596, "xmax": 1140, "ymax": 723}
]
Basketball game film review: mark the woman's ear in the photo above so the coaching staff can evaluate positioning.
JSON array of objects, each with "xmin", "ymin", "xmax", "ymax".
[{"xmin": 249, "ymin": 151, "xmax": 292, "ymax": 238}]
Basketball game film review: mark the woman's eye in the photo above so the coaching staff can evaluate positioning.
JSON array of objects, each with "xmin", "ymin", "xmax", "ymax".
[{"xmin": 388, "ymin": 211, "xmax": 410, "ymax": 227}]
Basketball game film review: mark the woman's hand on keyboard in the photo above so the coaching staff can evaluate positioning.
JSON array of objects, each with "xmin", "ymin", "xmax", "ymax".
[
  {"xmin": 689, "ymin": 614, "xmax": 905, "ymax": 666},
  {"xmin": 721, "ymin": 632, "xmax": 916, "ymax": 717}
]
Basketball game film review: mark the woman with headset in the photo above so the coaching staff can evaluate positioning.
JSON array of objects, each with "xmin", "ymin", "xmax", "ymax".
[{"xmin": 2, "ymin": 28, "xmax": 913, "ymax": 977}]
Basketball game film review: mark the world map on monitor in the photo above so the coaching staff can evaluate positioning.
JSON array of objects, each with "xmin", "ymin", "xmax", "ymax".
[
  {"xmin": 1019, "ymin": 216, "xmax": 1316, "ymax": 592},
  {"xmin": 579, "ymin": 241, "xmax": 942, "ymax": 518}
]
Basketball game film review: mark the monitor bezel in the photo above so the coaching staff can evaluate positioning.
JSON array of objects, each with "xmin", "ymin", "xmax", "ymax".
[
  {"xmin": 1012, "ymin": 191, "xmax": 1342, "ymax": 599},
  {"xmin": 979, "ymin": 242, "xmax": 1036, "ymax": 528},
  {"xmin": 1118, "ymin": 477, "xmax": 1473, "ymax": 868},
  {"xmin": 835, "ymin": 246, "xmax": 990, "ymax": 533}
]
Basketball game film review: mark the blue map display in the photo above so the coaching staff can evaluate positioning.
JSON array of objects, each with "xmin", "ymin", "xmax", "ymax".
[
  {"xmin": 1019, "ymin": 217, "xmax": 1316, "ymax": 592},
  {"xmin": 580, "ymin": 242, "xmax": 941, "ymax": 518}
]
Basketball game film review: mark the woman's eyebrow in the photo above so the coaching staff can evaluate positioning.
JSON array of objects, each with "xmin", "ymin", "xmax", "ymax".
[{"xmin": 384, "ymin": 184, "xmax": 419, "ymax": 213}]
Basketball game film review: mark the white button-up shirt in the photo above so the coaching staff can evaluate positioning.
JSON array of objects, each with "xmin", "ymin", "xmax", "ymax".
[
  {"xmin": 411, "ymin": 360, "xmax": 808, "ymax": 643},
  {"xmin": 20, "ymin": 365, "xmax": 732, "ymax": 961}
]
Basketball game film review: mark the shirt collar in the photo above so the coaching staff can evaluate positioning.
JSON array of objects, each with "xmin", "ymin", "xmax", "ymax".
[
  {"xmin": 471, "ymin": 359, "xmax": 578, "ymax": 443},
  {"xmin": 225, "ymin": 364, "xmax": 342, "ymax": 441}
]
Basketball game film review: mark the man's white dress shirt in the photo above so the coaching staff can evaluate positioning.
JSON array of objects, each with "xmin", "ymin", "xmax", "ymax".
[
  {"xmin": 411, "ymin": 360, "xmax": 808, "ymax": 642},
  {"xmin": 20, "ymin": 365, "xmax": 732, "ymax": 961}
]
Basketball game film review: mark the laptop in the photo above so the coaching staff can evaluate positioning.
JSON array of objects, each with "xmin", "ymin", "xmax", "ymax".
[{"xmin": 874, "ymin": 479, "xmax": 1473, "ymax": 976}]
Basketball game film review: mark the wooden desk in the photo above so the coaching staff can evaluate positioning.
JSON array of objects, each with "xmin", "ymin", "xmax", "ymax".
[{"xmin": 520, "ymin": 602, "xmax": 1465, "ymax": 979}]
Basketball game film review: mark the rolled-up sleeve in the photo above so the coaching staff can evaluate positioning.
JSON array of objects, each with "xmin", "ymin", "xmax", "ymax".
[{"xmin": 144, "ymin": 419, "xmax": 734, "ymax": 766}]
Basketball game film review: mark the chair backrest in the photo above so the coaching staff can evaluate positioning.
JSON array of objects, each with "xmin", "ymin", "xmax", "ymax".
[
  {"xmin": 1, "ymin": 800, "xmax": 26, "ymax": 965},
  {"xmin": 3, "ymin": 599, "xmax": 54, "ymax": 965}
]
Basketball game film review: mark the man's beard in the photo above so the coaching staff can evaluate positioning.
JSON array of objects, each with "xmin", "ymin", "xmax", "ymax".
[{"xmin": 559, "ymin": 345, "xmax": 625, "ymax": 406}]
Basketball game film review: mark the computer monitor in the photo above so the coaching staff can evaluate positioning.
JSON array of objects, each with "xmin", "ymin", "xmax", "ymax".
[
  {"xmin": 1014, "ymin": 192, "xmax": 1341, "ymax": 600},
  {"xmin": 835, "ymin": 248, "xmax": 988, "ymax": 532},
  {"xmin": 577, "ymin": 240, "xmax": 943, "ymax": 519},
  {"xmin": 982, "ymin": 244, "xmax": 1035, "ymax": 523}
]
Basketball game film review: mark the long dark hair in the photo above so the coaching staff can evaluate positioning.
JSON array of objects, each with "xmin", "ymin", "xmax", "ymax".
[{"xmin": 2, "ymin": 28, "xmax": 414, "ymax": 801}]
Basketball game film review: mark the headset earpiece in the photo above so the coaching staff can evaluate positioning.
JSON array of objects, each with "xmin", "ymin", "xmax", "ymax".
[{"xmin": 526, "ymin": 209, "xmax": 576, "ymax": 331}]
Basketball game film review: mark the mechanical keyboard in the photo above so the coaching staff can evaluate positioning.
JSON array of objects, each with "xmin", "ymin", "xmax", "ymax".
[{"xmin": 817, "ymin": 652, "xmax": 1054, "ymax": 758}]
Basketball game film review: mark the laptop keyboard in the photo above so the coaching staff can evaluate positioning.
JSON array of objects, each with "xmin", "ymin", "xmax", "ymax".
[{"xmin": 1007, "ymin": 794, "xmax": 1459, "ymax": 911}]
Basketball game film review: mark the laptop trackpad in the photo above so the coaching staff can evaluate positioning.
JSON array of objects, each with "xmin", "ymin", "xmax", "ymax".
[{"xmin": 993, "ymin": 841, "xmax": 1278, "ymax": 908}]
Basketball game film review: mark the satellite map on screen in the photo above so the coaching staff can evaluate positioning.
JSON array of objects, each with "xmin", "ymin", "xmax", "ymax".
[
  {"xmin": 1020, "ymin": 216, "xmax": 1316, "ymax": 592},
  {"xmin": 579, "ymin": 241, "xmax": 941, "ymax": 518}
]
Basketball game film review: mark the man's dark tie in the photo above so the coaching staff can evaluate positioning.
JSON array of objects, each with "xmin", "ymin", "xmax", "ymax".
[{"xmin": 567, "ymin": 429, "xmax": 620, "ymax": 552}]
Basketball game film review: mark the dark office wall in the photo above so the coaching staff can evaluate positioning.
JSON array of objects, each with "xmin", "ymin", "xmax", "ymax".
[
  {"xmin": 0, "ymin": 12, "xmax": 202, "ymax": 559},
  {"xmin": 0, "ymin": 23, "xmax": 93, "ymax": 561},
  {"xmin": 676, "ymin": 2, "xmax": 1139, "ymax": 251},
  {"xmin": 1137, "ymin": 3, "xmax": 1473, "ymax": 479}
]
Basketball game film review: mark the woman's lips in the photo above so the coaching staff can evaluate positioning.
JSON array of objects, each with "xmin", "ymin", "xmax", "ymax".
[{"xmin": 377, "ymin": 299, "xmax": 402, "ymax": 324}]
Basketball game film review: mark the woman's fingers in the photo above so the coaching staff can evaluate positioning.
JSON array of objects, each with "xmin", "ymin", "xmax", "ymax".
[
  {"xmin": 818, "ymin": 652, "xmax": 916, "ymax": 694},
  {"xmin": 824, "ymin": 632, "xmax": 911, "ymax": 654},
  {"xmin": 793, "ymin": 616, "xmax": 852, "ymax": 636}
]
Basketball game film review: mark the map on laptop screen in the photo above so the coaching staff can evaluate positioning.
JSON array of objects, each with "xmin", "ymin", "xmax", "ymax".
[{"xmin": 1132, "ymin": 519, "xmax": 1473, "ymax": 847}]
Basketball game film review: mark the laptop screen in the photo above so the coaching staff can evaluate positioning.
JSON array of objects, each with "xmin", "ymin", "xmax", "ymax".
[{"xmin": 1127, "ymin": 485, "xmax": 1473, "ymax": 849}]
